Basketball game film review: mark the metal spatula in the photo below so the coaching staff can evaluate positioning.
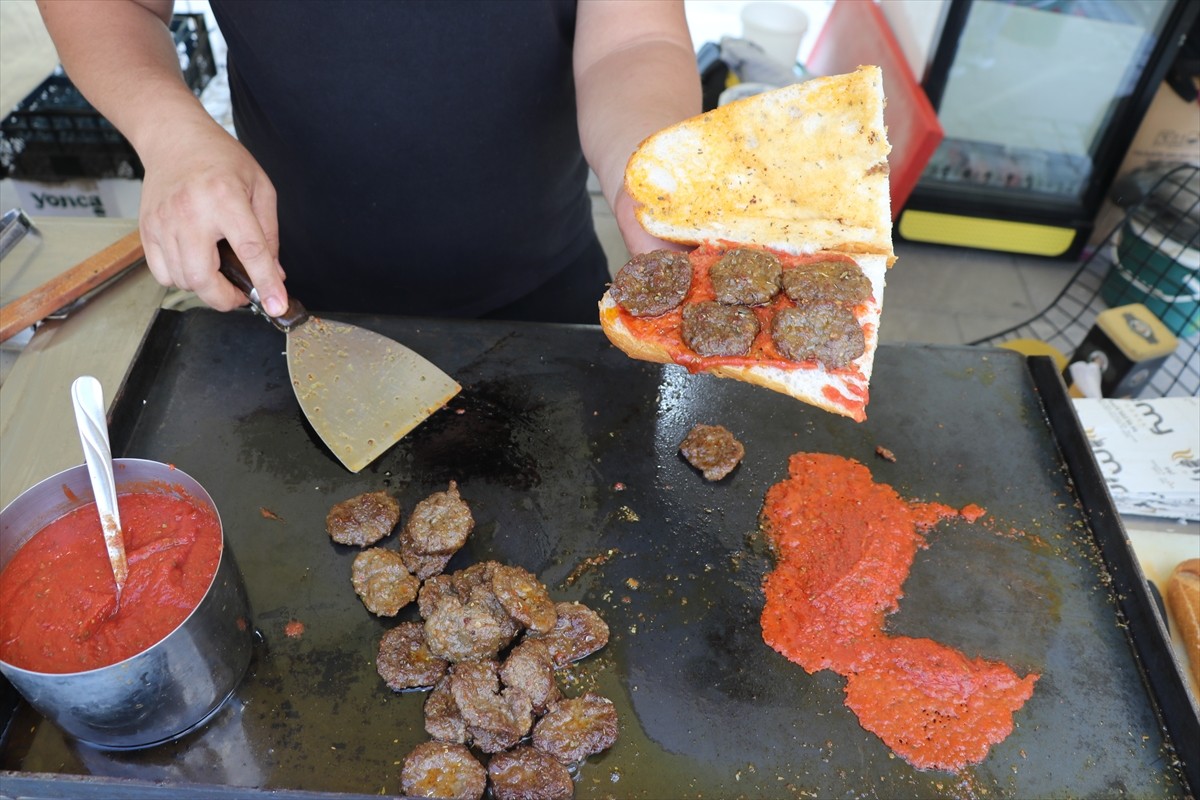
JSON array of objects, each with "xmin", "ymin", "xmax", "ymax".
[{"xmin": 217, "ymin": 242, "xmax": 460, "ymax": 473}]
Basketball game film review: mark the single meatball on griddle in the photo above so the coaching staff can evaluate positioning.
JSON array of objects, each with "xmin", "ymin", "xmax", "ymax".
[
  {"xmin": 488, "ymin": 746, "xmax": 574, "ymax": 800},
  {"xmin": 533, "ymin": 692, "xmax": 619, "ymax": 764},
  {"xmin": 351, "ymin": 547, "xmax": 419, "ymax": 616},
  {"xmin": 781, "ymin": 259, "xmax": 871, "ymax": 307},
  {"xmin": 397, "ymin": 482, "xmax": 472, "ymax": 580},
  {"xmin": 681, "ymin": 301, "xmax": 760, "ymax": 357},
  {"xmin": 400, "ymin": 740, "xmax": 486, "ymax": 800},
  {"xmin": 404, "ymin": 481, "xmax": 474, "ymax": 554},
  {"xmin": 491, "ymin": 564, "xmax": 557, "ymax": 634},
  {"xmin": 376, "ymin": 622, "xmax": 449, "ymax": 691},
  {"xmin": 710, "ymin": 248, "xmax": 782, "ymax": 306},
  {"xmin": 325, "ymin": 490, "xmax": 399, "ymax": 547},
  {"xmin": 528, "ymin": 601, "xmax": 610, "ymax": 667},
  {"xmin": 771, "ymin": 303, "xmax": 865, "ymax": 369},
  {"xmin": 610, "ymin": 249, "xmax": 692, "ymax": 317},
  {"xmin": 449, "ymin": 660, "xmax": 533, "ymax": 753},
  {"xmin": 424, "ymin": 590, "xmax": 515, "ymax": 663},
  {"xmin": 679, "ymin": 423, "xmax": 745, "ymax": 481},
  {"xmin": 500, "ymin": 639, "xmax": 561, "ymax": 714}
]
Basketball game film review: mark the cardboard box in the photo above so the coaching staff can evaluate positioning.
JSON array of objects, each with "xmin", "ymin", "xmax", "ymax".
[{"xmin": 9, "ymin": 178, "xmax": 140, "ymax": 219}]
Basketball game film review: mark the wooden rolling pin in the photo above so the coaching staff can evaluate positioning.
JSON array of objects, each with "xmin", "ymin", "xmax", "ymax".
[{"xmin": 0, "ymin": 229, "xmax": 145, "ymax": 343}]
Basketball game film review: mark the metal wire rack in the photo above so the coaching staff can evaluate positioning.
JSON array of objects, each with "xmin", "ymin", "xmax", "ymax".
[{"xmin": 970, "ymin": 163, "xmax": 1200, "ymax": 398}]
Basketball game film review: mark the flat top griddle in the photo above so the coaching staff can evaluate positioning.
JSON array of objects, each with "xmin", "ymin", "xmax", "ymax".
[{"xmin": 1, "ymin": 309, "xmax": 1195, "ymax": 799}]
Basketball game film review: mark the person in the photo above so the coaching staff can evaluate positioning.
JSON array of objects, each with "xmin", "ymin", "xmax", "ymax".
[{"xmin": 36, "ymin": 0, "xmax": 702, "ymax": 323}]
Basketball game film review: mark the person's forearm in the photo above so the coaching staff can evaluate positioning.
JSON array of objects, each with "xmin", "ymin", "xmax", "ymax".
[
  {"xmin": 36, "ymin": 0, "xmax": 217, "ymax": 162},
  {"xmin": 37, "ymin": 0, "xmax": 289, "ymax": 316},
  {"xmin": 574, "ymin": 0, "xmax": 701, "ymax": 213}
]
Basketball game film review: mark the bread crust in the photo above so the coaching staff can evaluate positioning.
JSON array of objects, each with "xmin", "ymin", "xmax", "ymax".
[{"xmin": 1166, "ymin": 558, "xmax": 1200, "ymax": 690}]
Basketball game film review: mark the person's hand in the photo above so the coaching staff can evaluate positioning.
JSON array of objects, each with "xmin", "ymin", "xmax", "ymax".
[
  {"xmin": 612, "ymin": 187, "xmax": 688, "ymax": 256},
  {"xmin": 137, "ymin": 116, "xmax": 289, "ymax": 316}
]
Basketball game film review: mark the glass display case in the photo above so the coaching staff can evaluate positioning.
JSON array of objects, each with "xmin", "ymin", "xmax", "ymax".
[{"xmin": 898, "ymin": 0, "xmax": 1198, "ymax": 259}]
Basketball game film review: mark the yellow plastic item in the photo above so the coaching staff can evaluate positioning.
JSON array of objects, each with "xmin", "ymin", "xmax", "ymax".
[
  {"xmin": 998, "ymin": 338, "xmax": 1069, "ymax": 371},
  {"xmin": 1094, "ymin": 303, "xmax": 1178, "ymax": 362},
  {"xmin": 898, "ymin": 210, "xmax": 1076, "ymax": 257}
]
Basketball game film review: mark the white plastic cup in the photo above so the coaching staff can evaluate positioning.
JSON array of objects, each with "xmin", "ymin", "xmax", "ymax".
[{"xmin": 740, "ymin": 1, "xmax": 809, "ymax": 69}]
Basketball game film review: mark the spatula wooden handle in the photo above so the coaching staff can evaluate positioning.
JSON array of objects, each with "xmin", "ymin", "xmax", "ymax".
[
  {"xmin": 216, "ymin": 240, "xmax": 308, "ymax": 331},
  {"xmin": 0, "ymin": 229, "xmax": 145, "ymax": 343}
]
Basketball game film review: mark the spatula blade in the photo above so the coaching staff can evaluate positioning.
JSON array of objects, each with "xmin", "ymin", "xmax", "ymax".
[{"xmin": 286, "ymin": 317, "xmax": 460, "ymax": 472}]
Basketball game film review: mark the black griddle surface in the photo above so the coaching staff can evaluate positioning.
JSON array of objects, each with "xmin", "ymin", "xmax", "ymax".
[{"xmin": 1, "ymin": 309, "xmax": 1193, "ymax": 799}]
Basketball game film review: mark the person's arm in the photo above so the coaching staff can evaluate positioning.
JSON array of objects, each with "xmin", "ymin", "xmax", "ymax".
[
  {"xmin": 574, "ymin": 0, "xmax": 701, "ymax": 256},
  {"xmin": 36, "ymin": 0, "xmax": 288, "ymax": 315}
]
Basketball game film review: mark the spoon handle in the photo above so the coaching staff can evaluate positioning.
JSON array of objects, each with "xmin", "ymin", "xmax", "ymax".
[{"xmin": 71, "ymin": 376, "xmax": 128, "ymax": 600}]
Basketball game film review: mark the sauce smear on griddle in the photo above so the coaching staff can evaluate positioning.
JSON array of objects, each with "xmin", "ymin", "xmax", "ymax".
[{"xmin": 760, "ymin": 452, "xmax": 1038, "ymax": 772}]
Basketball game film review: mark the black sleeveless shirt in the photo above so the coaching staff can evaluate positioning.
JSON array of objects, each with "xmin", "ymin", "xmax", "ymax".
[{"xmin": 208, "ymin": 0, "xmax": 598, "ymax": 317}]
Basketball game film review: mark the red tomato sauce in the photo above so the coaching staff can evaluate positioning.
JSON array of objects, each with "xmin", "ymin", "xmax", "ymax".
[
  {"xmin": 0, "ymin": 489, "xmax": 222, "ymax": 674},
  {"xmin": 760, "ymin": 453, "xmax": 1038, "ymax": 772}
]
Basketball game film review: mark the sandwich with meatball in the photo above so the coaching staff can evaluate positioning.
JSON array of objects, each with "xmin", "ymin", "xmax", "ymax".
[{"xmin": 598, "ymin": 66, "xmax": 894, "ymax": 422}]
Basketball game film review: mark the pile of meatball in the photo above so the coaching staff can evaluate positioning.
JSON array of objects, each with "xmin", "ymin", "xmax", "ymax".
[
  {"xmin": 326, "ymin": 485, "xmax": 617, "ymax": 800},
  {"xmin": 611, "ymin": 247, "xmax": 871, "ymax": 370}
]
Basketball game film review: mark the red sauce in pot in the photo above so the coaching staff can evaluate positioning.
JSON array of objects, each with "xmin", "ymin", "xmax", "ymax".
[
  {"xmin": 0, "ymin": 490, "xmax": 222, "ymax": 674},
  {"xmin": 760, "ymin": 453, "xmax": 1038, "ymax": 772}
]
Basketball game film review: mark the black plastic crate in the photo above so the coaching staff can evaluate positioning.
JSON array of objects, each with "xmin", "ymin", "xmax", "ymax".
[{"xmin": 0, "ymin": 13, "xmax": 217, "ymax": 181}]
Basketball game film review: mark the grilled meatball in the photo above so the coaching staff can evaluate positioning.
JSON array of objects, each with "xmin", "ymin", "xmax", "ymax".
[
  {"xmin": 681, "ymin": 301, "xmax": 760, "ymax": 357},
  {"xmin": 400, "ymin": 482, "xmax": 473, "ymax": 579},
  {"xmin": 403, "ymin": 481, "xmax": 474, "ymax": 555},
  {"xmin": 500, "ymin": 639, "xmax": 561, "ymax": 715},
  {"xmin": 781, "ymin": 259, "xmax": 871, "ymax": 307},
  {"xmin": 351, "ymin": 548, "xmax": 419, "ymax": 616},
  {"xmin": 710, "ymin": 248, "xmax": 782, "ymax": 305},
  {"xmin": 488, "ymin": 746, "xmax": 574, "ymax": 800},
  {"xmin": 425, "ymin": 675, "xmax": 469, "ymax": 744},
  {"xmin": 400, "ymin": 741, "xmax": 486, "ymax": 800},
  {"xmin": 770, "ymin": 303, "xmax": 865, "ymax": 369},
  {"xmin": 533, "ymin": 692, "xmax": 619, "ymax": 764},
  {"xmin": 679, "ymin": 423, "xmax": 745, "ymax": 481},
  {"xmin": 423, "ymin": 562, "xmax": 522, "ymax": 661},
  {"xmin": 529, "ymin": 601, "xmax": 610, "ymax": 667},
  {"xmin": 376, "ymin": 622, "xmax": 449, "ymax": 691},
  {"xmin": 610, "ymin": 249, "xmax": 693, "ymax": 317},
  {"xmin": 424, "ymin": 590, "xmax": 516, "ymax": 663},
  {"xmin": 325, "ymin": 490, "xmax": 400, "ymax": 547},
  {"xmin": 449, "ymin": 660, "xmax": 533, "ymax": 754},
  {"xmin": 492, "ymin": 564, "xmax": 557, "ymax": 634}
]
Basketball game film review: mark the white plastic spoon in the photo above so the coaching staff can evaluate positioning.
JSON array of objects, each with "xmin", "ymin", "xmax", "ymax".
[{"xmin": 71, "ymin": 375, "xmax": 128, "ymax": 603}]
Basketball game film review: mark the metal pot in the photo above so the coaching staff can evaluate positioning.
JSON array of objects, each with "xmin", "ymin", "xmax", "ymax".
[{"xmin": 0, "ymin": 459, "xmax": 253, "ymax": 749}]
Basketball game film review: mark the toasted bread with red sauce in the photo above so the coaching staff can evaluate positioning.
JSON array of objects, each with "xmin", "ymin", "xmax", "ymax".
[{"xmin": 600, "ymin": 67, "xmax": 894, "ymax": 421}]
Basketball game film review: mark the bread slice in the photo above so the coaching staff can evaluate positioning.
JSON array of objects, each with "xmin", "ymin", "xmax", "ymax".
[
  {"xmin": 625, "ymin": 65, "xmax": 893, "ymax": 261},
  {"xmin": 600, "ymin": 66, "xmax": 894, "ymax": 421},
  {"xmin": 1166, "ymin": 558, "xmax": 1200, "ymax": 690}
]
